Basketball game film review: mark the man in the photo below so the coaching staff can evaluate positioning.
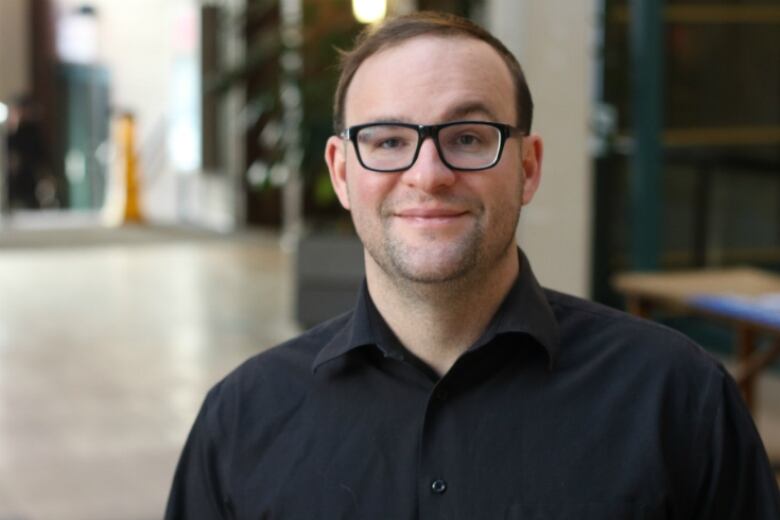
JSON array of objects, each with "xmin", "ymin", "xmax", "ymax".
[
  {"xmin": 5, "ymin": 95, "xmax": 49, "ymax": 209},
  {"xmin": 166, "ymin": 12, "xmax": 780, "ymax": 519}
]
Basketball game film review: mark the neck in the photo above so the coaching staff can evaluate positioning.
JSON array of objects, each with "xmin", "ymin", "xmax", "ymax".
[{"xmin": 366, "ymin": 248, "xmax": 519, "ymax": 377}]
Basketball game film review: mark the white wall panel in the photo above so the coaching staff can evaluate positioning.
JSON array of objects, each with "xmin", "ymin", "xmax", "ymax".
[
  {"xmin": 54, "ymin": 0, "xmax": 244, "ymax": 229},
  {"xmin": 0, "ymin": 0, "xmax": 31, "ymax": 102},
  {"xmin": 488, "ymin": 0, "xmax": 597, "ymax": 297}
]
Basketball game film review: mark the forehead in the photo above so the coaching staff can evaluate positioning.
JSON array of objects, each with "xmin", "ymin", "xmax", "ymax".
[{"xmin": 344, "ymin": 35, "xmax": 516, "ymax": 126}]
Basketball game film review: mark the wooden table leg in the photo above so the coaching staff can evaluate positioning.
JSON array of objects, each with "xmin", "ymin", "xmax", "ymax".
[
  {"xmin": 626, "ymin": 296, "xmax": 652, "ymax": 319},
  {"xmin": 735, "ymin": 326, "xmax": 757, "ymax": 412},
  {"xmin": 735, "ymin": 337, "xmax": 780, "ymax": 383}
]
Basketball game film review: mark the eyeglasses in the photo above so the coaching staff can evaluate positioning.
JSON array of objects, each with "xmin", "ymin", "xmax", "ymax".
[{"xmin": 339, "ymin": 120, "xmax": 522, "ymax": 173}]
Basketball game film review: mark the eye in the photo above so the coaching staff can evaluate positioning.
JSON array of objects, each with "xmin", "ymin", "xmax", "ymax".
[
  {"xmin": 378, "ymin": 137, "xmax": 404, "ymax": 149},
  {"xmin": 455, "ymin": 133, "xmax": 480, "ymax": 146},
  {"xmin": 358, "ymin": 126, "xmax": 414, "ymax": 152},
  {"xmin": 442, "ymin": 124, "xmax": 497, "ymax": 152},
  {"xmin": 448, "ymin": 132, "xmax": 484, "ymax": 149}
]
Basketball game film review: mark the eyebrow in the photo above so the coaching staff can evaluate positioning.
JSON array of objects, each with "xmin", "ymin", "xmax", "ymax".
[
  {"xmin": 442, "ymin": 102, "xmax": 499, "ymax": 122},
  {"xmin": 357, "ymin": 102, "xmax": 502, "ymax": 127}
]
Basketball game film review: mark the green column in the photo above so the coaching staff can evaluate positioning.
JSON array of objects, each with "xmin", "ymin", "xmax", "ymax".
[{"xmin": 629, "ymin": 0, "xmax": 664, "ymax": 270}]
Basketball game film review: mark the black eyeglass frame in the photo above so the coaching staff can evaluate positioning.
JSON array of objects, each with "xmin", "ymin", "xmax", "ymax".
[{"xmin": 339, "ymin": 120, "xmax": 523, "ymax": 173}]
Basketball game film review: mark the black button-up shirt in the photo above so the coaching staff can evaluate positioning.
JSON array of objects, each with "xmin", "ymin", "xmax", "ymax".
[{"xmin": 166, "ymin": 253, "xmax": 780, "ymax": 519}]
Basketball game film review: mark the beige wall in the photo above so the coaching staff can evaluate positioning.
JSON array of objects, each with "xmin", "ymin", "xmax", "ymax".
[
  {"xmin": 0, "ymin": 0, "xmax": 30, "ymax": 102},
  {"xmin": 54, "ymin": 0, "xmax": 183, "ymax": 153},
  {"xmin": 54, "ymin": 0, "xmax": 244, "ymax": 229},
  {"xmin": 488, "ymin": 0, "xmax": 596, "ymax": 298}
]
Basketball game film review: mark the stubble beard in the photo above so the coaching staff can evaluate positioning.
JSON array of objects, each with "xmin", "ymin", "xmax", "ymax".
[
  {"xmin": 359, "ymin": 200, "xmax": 521, "ymax": 291},
  {"xmin": 380, "ymin": 216, "xmax": 483, "ymax": 285}
]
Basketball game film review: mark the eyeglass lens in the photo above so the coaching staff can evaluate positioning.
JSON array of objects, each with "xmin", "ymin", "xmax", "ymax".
[{"xmin": 355, "ymin": 123, "xmax": 502, "ymax": 171}]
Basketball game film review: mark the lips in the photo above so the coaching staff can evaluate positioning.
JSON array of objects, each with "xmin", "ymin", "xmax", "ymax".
[
  {"xmin": 392, "ymin": 208, "xmax": 471, "ymax": 230},
  {"xmin": 394, "ymin": 208, "xmax": 469, "ymax": 219}
]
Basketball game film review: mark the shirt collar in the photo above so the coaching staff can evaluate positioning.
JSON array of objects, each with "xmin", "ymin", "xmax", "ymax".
[
  {"xmin": 311, "ymin": 249, "xmax": 560, "ymax": 372},
  {"xmin": 474, "ymin": 249, "xmax": 560, "ymax": 368},
  {"xmin": 310, "ymin": 279, "xmax": 393, "ymax": 372}
]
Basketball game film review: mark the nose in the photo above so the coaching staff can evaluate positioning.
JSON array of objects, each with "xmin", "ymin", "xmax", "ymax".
[{"xmin": 401, "ymin": 137, "xmax": 456, "ymax": 192}]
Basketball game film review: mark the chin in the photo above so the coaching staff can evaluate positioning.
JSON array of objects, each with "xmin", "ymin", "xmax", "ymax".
[
  {"xmin": 388, "ymin": 244, "xmax": 480, "ymax": 284},
  {"xmin": 400, "ymin": 269, "xmax": 471, "ymax": 285}
]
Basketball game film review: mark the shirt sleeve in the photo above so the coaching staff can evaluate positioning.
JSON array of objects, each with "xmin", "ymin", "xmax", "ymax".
[
  {"xmin": 692, "ymin": 367, "xmax": 780, "ymax": 519},
  {"xmin": 165, "ymin": 386, "xmax": 233, "ymax": 520}
]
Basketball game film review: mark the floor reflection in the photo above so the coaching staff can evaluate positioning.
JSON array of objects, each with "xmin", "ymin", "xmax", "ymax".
[{"xmin": 0, "ymin": 227, "xmax": 298, "ymax": 520}]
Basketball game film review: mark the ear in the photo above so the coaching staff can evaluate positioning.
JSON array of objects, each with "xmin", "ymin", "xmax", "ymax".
[
  {"xmin": 325, "ymin": 135, "xmax": 351, "ymax": 210},
  {"xmin": 520, "ymin": 134, "xmax": 543, "ymax": 206}
]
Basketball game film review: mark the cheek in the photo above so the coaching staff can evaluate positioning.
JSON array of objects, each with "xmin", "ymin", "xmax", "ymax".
[
  {"xmin": 490, "ymin": 184, "xmax": 521, "ymax": 217},
  {"xmin": 466, "ymin": 171, "xmax": 523, "ymax": 214},
  {"xmin": 347, "ymin": 169, "xmax": 397, "ymax": 213}
]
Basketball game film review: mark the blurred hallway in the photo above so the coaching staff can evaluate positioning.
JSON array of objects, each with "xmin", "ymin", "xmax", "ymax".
[
  {"xmin": 0, "ymin": 227, "xmax": 778, "ymax": 519},
  {"xmin": 0, "ymin": 227, "xmax": 299, "ymax": 520}
]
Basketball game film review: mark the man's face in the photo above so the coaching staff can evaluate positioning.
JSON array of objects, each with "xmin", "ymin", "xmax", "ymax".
[{"xmin": 326, "ymin": 35, "xmax": 542, "ymax": 285}]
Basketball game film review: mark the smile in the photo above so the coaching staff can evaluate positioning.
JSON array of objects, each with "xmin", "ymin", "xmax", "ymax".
[{"xmin": 393, "ymin": 208, "xmax": 470, "ymax": 226}]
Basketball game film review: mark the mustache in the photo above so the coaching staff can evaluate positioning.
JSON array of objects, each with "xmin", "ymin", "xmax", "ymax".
[{"xmin": 381, "ymin": 194, "xmax": 482, "ymax": 216}]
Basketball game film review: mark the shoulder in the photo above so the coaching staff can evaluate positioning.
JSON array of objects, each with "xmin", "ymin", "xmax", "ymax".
[
  {"xmin": 543, "ymin": 288, "xmax": 732, "ymax": 430},
  {"xmin": 545, "ymin": 288, "xmax": 719, "ymax": 369},
  {"xmin": 202, "ymin": 311, "xmax": 353, "ymax": 422},
  {"xmin": 542, "ymin": 291, "xmax": 780, "ymax": 513},
  {"xmin": 543, "ymin": 288, "xmax": 730, "ymax": 416}
]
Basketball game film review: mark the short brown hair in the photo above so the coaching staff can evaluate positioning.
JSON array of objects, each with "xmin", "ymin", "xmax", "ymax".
[{"xmin": 333, "ymin": 11, "xmax": 533, "ymax": 134}]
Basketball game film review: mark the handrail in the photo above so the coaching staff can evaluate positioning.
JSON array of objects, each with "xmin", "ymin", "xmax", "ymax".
[{"xmin": 138, "ymin": 115, "xmax": 168, "ymax": 186}]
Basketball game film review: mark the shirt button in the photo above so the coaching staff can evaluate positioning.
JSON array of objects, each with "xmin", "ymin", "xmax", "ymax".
[{"xmin": 431, "ymin": 479, "xmax": 447, "ymax": 494}]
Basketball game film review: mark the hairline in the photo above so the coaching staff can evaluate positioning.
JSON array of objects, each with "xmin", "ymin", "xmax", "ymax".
[
  {"xmin": 353, "ymin": 100, "xmax": 501, "ymax": 127},
  {"xmin": 341, "ymin": 36, "xmax": 513, "ymax": 129},
  {"xmin": 333, "ymin": 15, "xmax": 533, "ymax": 136}
]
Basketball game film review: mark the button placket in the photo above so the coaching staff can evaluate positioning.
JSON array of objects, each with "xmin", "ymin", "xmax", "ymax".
[
  {"xmin": 430, "ymin": 479, "xmax": 447, "ymax": 494},
  {"xmin": 418, "ymin": 377, "xmax": 457, "ymax": 516}
]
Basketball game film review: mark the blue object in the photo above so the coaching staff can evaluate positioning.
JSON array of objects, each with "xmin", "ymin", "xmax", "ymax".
[{"xmin": 689, "ymin": 294, "xmax": 780, "ymax": 329}]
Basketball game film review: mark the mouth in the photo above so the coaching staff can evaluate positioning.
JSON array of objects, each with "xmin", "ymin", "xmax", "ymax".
[{"xmin": 393, "ymin": 208, "xmax": 470, "ymax": 225}]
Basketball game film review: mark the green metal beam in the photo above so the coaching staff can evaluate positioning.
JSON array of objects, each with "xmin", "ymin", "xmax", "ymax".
[{"xmin": 629, "ymin": 0, "xmax": 664, "ymax": 270}]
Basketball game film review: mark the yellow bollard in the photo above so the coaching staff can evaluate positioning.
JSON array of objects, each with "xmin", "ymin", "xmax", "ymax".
[{"xmin": 119, "ymin": 112, "xmax": 143, "ymax": 223}]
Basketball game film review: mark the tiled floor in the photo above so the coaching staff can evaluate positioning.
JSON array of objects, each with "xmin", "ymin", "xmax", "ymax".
[
  {"xmin": 0, "ymin": 226, "xmax": 777, "ymax": 519},
  {"xmin": 0, "ymin": 227, "xmax": 299, "ymax": 520}
]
